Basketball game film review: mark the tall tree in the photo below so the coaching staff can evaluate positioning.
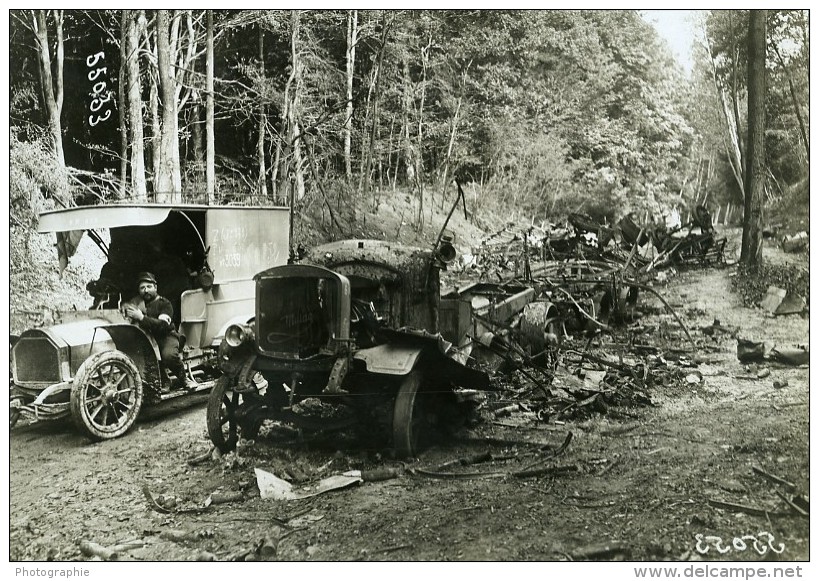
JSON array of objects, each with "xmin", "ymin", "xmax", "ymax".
[
  {"xmin": 155, "ymin": 9, "xmax": 180, "ymax": 200},
  {"xmin": 740, "ymin": 10, "xmax": 766, "ymax": 266},
  {"xmin": 32, "ymin": 9, "xmax": 65, "ymax": 167},
  {"xmin": 282, "ymin": 10, "xmax": 305, "ymax": 203},
  {"xmin": 257, "ymin": 25, "xmax": 268, "ymax": 198},
  {"xmin": 206, "ymin": 9, "xmax": 215, "ymax": 202},
  {"xmin": 344, "ymin": 9, "xmax": 358, "ymax": 180},
  {"xmin": 125, "ymin": 9, "xmax": 147, "ymax": 200}
]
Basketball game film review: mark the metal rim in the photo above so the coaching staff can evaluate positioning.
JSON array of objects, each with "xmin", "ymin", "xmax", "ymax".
[{"xmin": 392, "ymin": 372, "xmax": 429, "ymax": 459}]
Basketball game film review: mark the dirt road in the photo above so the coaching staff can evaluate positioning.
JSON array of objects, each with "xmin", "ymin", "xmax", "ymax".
[{"xmin": 8, "ymin": 264, "xmax": 809, "ymax": 562}]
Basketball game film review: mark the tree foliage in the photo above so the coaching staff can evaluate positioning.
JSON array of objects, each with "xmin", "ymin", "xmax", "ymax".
[{"xmin": 7, "ymin": 8, "xmax": 808, "ymax": 236}]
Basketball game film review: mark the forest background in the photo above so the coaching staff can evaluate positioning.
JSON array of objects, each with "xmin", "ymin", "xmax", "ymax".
[{"xmin": 6, "ymin": 9, "xmax": 810, "ymax": 308}]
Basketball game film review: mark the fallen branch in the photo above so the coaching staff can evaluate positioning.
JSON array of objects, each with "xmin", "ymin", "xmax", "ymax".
[
  {"xmin": 160, "ymin": 529, "xmax": 195, "ymax": 543},
  {"xmin": 451, "ymin": 435, "xmax": 552, "ymax": 448},
  {"xmin": 142, "ymin": 485, "xmax": 172, "ymax": 514},
  {"xmin": 187, "ymin": 447, "xmax": 215, "ymax": 466},
  {"xmin": 410, "ymin": 467, "xmax": 506, "ymax": 479},
  {"xmin": 600, "ymin": 424, "xmax": 641, "ymax": 436},
  {"xmin": 775, "ymin": 490, "xmax": 808, "ymax": 518},
  {"xmin": 142, "ymin": 485, "xmax": 205, "ymax": 514},
  {"xmin": 625, "ymin": 280, "xmax": 696, "ymax": 353},
  {"xmin": 373, "ymin": 543, "xmax": 413, "ymax": 555},
  {"xmin": 435, "ymin": 451, "xmax": 494, "ymax": 471},
  {"xmin": 108, "ymin": 539, "xmax": 147, "ymax": 553},
  {"xmin": 752, "ymin": 465, "xmax": 796, "ymax": 492},
  {"xmin": 513, "ymin": 431, "xmax": 574, "ymax": 474},
  {"xmin": 571, "ymin": 541, "xmax": 630, "ymax": 560},
  {"xmin": 78, "ymin": 539, "xmax": 118, "ymax": 561},
  {"xmin": 206, "ymin": 491, "xmax": 244, "ymax": 506},
  {"xmin": 512, "ymin": 464, "xmax": 578, "ymax": 479},
  {"xmin": 706, "ymin": 498, "xmax": 788, "ymax": 519}
]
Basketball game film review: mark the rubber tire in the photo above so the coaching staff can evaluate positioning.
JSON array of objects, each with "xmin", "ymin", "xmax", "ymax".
[
  {"xmin": 70, "ymin": 350, "xmax": 143, "ymax": 441},
  {"xmin": 207, "ymin": 375, "xmax": 241, "ymax": 453},
  {"xmin": 392, "ymin": 372, "xmax": 431, "ymax": 459},
  {"xmin": 10, "ymin": 404, "xmax": 21, "ymax": 428}
]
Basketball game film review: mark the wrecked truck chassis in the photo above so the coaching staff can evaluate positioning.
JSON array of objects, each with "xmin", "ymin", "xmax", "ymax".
[{"xmin": 207, "ymin": 241, "xmax": 494, "ymax": 459}]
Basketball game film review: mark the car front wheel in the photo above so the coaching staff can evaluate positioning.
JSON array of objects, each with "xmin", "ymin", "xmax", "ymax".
[{"xmin": 70, "ymin": 350, "xmax": 143, "ymax": 441}]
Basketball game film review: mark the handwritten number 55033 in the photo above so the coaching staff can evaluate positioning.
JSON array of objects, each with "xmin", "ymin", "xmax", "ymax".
[{"xmin": 86, "ymin": 51, "xmax": 112, "ymax": 127}]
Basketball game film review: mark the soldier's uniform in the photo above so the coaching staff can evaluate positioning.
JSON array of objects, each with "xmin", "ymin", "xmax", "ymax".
[{"xmin": 131, "ymin": 272, "xmax": 187, "ymax": 390}]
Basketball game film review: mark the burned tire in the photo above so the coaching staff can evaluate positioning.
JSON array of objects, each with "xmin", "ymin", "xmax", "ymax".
[
  {"xmin": 392, "ymin": 372, "xmax": 433, "ymax": 459},
  {"xmin": 70, "ymin": 350, "xmax": 144, "ymax": 441},
  {"xmin": 207, "ymin": 375, "xmax": 242, "ymax": 453}
]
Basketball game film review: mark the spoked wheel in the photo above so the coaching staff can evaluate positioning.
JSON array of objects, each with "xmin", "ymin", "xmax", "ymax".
[
  {"xmin": 207, "ymin": 376, "xmax": 242, "ymax": 452},
  {"xmin": 207, "ymin": 375, "xmax": 265, "ymax": 452},
  {"xmin": 392, "ymin": 371, "xmax": 434, "ymax": 459},
  {"xmin": 70, "ymin": 350, "xmax": 143, "ymax": 441}
]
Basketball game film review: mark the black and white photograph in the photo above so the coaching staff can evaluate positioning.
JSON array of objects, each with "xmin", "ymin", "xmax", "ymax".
[{"xmin": 4, "ymin": 6, "xmax": 811, "ymax": 574}]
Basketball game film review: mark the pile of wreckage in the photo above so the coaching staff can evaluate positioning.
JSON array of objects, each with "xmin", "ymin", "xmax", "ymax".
[
  {"xmin": 455, "ymin": 204, "xmax": 726, "ymax": 281},
  {"xmin": 442, "ymin": 206, "xmax": 727, "ymax": 424}
]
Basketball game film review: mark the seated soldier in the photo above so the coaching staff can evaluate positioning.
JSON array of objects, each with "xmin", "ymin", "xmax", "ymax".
[
  {"xmin": 122, "ymin": 272, "xmax": 196, "ymax": 391},
  {"xmin": 152, "ymin": 252, "xmax": 192, "ymax": 326}
]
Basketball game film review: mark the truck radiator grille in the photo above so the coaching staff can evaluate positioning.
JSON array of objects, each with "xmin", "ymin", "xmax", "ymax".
[{"xmin": 13, "ymin": 336, "xmax": 61, "ymax": 383}]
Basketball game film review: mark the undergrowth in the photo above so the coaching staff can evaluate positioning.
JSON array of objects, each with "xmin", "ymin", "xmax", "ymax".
[{"xmin": 731, "ymin": 261, "xmax": 810, "ymax": 308}]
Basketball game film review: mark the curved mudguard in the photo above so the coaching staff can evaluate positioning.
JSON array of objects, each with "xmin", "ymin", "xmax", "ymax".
[
  {"xmin": 102, "ymin": 324, "xmax": 163, "ymax": 383},
  {"xmin": 354, "ymin": 328, "xmax": 490, "ymax": 390},
  {"xmin": 353, "ymin": 343, "xmax": 424, "ymax": 375}
]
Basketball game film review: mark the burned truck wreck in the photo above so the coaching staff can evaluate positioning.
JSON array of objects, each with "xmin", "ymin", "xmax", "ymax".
[{"xmin": 208, "ymin": 239, "xmax": 493, "ymax": 458}]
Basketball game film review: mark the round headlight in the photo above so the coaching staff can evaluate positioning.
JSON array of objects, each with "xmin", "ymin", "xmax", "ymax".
[{"xmin": 225, "ymin": 324, "xmax": 245, "ymax": 348}]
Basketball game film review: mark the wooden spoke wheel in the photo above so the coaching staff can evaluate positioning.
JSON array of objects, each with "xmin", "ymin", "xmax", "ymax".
[
  {"xmin": 207, "ymin": 376, "xmax": 243, "ymax": 453},
  {"xmin": 207, "ymin": 375, "xmax": 266, "ymax": 452},
  {"xmin": 70, "ymin": 350, "xmax": 143, "ymax": 441}
]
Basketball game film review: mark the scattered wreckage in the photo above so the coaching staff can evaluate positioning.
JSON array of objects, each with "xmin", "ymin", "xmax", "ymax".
[
  {"xmin": 207, "ymin": 216, "xmax": 701, "ymax": 457},
  {"xmin": 10, "ymin": 203, "xmax": 290, "ymax": 440}
]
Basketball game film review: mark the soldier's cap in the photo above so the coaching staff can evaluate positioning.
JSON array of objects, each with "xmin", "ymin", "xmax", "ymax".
[{"xmin": 137, "ymin": 272, "xmax": 158, "ymax": 285}]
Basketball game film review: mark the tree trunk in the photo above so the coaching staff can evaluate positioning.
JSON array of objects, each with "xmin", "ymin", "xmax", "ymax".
[
  {"xmin": 155, "ymin": 9, "xmax": 180, "ymax": 202},
  {"xmin": 206, "ymin": 9, "xmax": 215, "ymax": 203},
  {"xmin": 740, "ymin": 10, "xmax": 766, "ymax": 267},
  {"xmin": 257, "ymin": 26, "xmax": 268, "ymax": 199},
  {"xmin": 126, "ymin": 10, "xmax": 147, "ymax": 200},
  {"xmin": 344, "ymin": 10, "xmax": 358, "ymax": 180},
  {"xmin": 191, "ymin": 100, "xmax": 204, "ymax": 187},
  {"xmin": 415, "ymin": 35, "xmax": 432, "ymax": 231},
  {"xmin": 283, "ymin": 10, "xmax": 305, "ymax": 203},
  {"xmin": 359, "ymin": 14, "xmax": 391, "ymax": 197},
  {"xmin": 33, "ymin": 10, "xmax": 65, "ymax": 166},
  {"xmin": 401, "ymin": 57, "xmax": 414, "ymax": 187},
  {"xmin": 772, "ymin": 45, "xmax": 809, "ymax": 160},
  {"xmin": 705, "ymin": 34, "xmax": 744, "ymax": 198},
  {"xmin": 118, "ymin": 12, "xmax": 129, "ymax": 198},
  {"xmin": 728, "ymin": 13, "xmax": 745, "ymax": 166},
  {"xmin": 439, "ymin": 63, "xmax": 469, "ymax": 209}
]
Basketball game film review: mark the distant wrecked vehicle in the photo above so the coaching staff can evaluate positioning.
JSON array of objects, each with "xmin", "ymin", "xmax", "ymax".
[
  {"xmin": 10, "ymin": 203, "xmax": 289, "ymax": 440},
  {"xmin": 207, "ymin": 238, "xmax": 497, "ymax": 458}
]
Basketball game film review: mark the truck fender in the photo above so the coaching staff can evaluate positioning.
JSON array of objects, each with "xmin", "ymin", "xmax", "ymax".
[
  {"xmin": 98, "ymin": 324, "xmax": 162, "ymax": 384},
  {"xmin": 353, "ymin": 343, "xmax": 424, "ymax": 376}
]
